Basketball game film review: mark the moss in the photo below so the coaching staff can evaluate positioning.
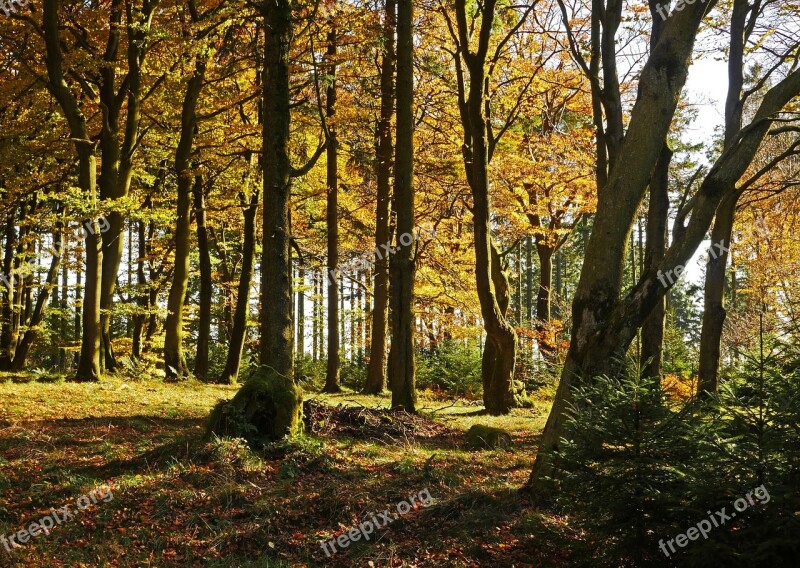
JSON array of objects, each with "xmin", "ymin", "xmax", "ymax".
[
  {"xmin": 206, "ymin": 367, "xmax": 303, "ymax": 447},
  {"xmin": 465, "ymin": 424, "xmax": 513, "ymax": 450}
]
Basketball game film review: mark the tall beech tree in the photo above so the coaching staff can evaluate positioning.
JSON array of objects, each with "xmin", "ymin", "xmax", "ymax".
[
  {"xmin": 528, "ymin": 0, "xmax": 800, "ymax": 487},
  {"xmin": 43, "ymin": 0, "xmax": 103, "ymax": 382},
  {"xmin": 258, "ymin": 0, "xmax": 326, "ymax": 377},
  {"xmin": 164, "ymin": 47, "xmax": 208, "ymax": 380},
  {"xmin": 364, "ymin": 0, "xmax": 396, "ymax": 395},
  {"xmin": 696, "ymin": 0, "xmax": 784, "ymax": 394},
  {"xmin": 387, "ymin": 0, "xmax": 416, "ymax": 411},
  {"xmin": 445, "ymin": 0, "xmax": 536, "ymax": 414},
  {"xmin": 259, "ymin": 0, "xmax": 295, "ymax": 376},
  {"xmin": 323, "ymin": 23, "xmax": 341, "ymax": 393},
  {"xmin": 98, "ymin": 0, "xmax": 156, "ymax": 372}
]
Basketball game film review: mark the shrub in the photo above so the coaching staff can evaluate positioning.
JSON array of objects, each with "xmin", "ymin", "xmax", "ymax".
[{"xmin": 415, "ymin": 340, "xmax": 482, "ymax": 397}]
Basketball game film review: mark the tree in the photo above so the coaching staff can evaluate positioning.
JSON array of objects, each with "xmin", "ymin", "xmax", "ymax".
[
  {"xmin": 364, "ymin": 0, "xmax": 396, "ymax": 395},
  {"xmin": 387, "ymin": 0, "xmax": 416, "ymax": 411},
  {"xmin": 164, "ymin": 33, "xmax": 209, "ymax": 380},
  {"xmin": 43, "ymin": 0, "xmax": 103, "ymax": 382},
  {"xmin": 528, "ymin": 0, "xmax": 800, "ymax": 487},
  {"xmin": 323, "ymin": 22, "xmax": 342, "ymax": 393},
  {"xmin": 445, "ymin": 0, "xmax": 536, "ymax": 414}
]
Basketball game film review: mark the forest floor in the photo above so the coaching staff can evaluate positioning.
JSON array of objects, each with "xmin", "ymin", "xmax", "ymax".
[{"xmin": 0, "ymin": 373, "xmax": 586, "ymax": 567}]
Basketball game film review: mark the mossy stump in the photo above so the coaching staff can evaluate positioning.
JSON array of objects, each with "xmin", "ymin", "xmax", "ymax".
[
  {"xmin": 465, "ymin": 424, "xmax": 513, "ymax": 450},
  {"xmin": 206, "ymin": 367, "xmax": 303, "ymax": 447}
]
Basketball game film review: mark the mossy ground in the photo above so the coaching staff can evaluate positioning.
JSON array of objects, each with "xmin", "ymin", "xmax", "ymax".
[{"xmin": 0, "ymin": 373, "xmax": 583, "ymax": 567}]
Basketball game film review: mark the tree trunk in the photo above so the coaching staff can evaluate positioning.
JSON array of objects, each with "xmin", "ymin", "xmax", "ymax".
[
  {"xmin": 388, "ymin": 0, "xmax": 416, "ymax": 412},
  {"xmin": 11, "ymin": 223, "xmax": 64, "ymax": 371},
  {"xmin": 535, "ymin": 241, "xmax": 555, "ymax": 358},
  {"xmin": 698, "ymin": 196, "xmax": 735, "ymax": 393},
  {"xmin": 132, "ymin": 214, "xmax": 148, "ymax": 359},
  {"xmin": 697, "ymin": 0, "xmax": 749, "ymax": 395},
  {"xmin": 527, "ymin": 0, "xmax": 800, "ymax": 489},
  {"xmin": 218, "ymin": 191, "xmax": 259, "ymax": 385},
  {"xmin": 43, "ymin": 0, "xmax": 102, "ymax": 382},
  {"xmin": 164, "ymin": 57, "xmax": 207, "ymax": 381},
  {"xmin": 0, "ymin": 212, "xmax": 16, "ymax": 371},
  {"xmin": 640, "ymin": 145, "xmax": 672, "ymax": 381},
  {"xmin": 194, "ymin": 175, "xmax": 212, "ymax": 381},
  {"xmin": 259, "ymin": 0, "xmax": 295, "ymax": 378},
  {"xmin": 297, "ymin": 266, "xmax": 305, "ymax": 357},
  {"xmin": 323, "ymin": 26, "xmax": 341, "ymax": 393},
  {"xmin": 453, "ymin": 0, "xmax": 517, "ymax": 415}
]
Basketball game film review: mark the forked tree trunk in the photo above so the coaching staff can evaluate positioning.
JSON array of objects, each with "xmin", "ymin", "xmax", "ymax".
[
  {"xmin": 43, "ymin": 0, "xmax": 103, "ymax": 382},
  {"xmin": 527, "ymin": 0, "xmax": 800, "ymax": 489},
  {"xmin": 453, "ymin": 0, "xmax": 517, "ymax": 415}
]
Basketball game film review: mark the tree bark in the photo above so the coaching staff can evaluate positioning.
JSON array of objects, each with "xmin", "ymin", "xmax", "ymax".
[
  {"xmin": 640, "ymin": 145, "xmax": 672, "ymax": 382},
  {"xmin": 218, "ymin": 190, "xmax": 259, "ymax": 385},
  {"xmin": 194, "ymin": 175, "xmax": 212, "ymax": 381},
  {"xmin": 387, "ymin": 0, "xmax": 416, "ymax": 412},
  {"xmin": 43, "ymin": 0, "xmax": 102, "ymax": 382},
  {"xmin": 164, "ymin": 56, "xmax": 207, "ymax": 380},
  {"xmin": 323, "ymin": 25, "xmax": 341, "ymax": 393},
  {"xmin": 259, "ymin": 0, "xmax": 295, "ymax": 378}
]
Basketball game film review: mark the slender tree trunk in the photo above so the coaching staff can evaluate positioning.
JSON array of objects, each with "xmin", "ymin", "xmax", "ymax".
[
  {"xmin": 132, "ymin": 214, "xmax": 148, "ymax": 359},
  {"xmin": 640, "ymin": 145, "xmax": 672, "ymax": 381},
  {"xmin": 525, "ymin": 235, "xmax": 533, "ymax": 324},
  {"xmin": 312, "ymin": 270, "xmax": 319, "ymax": 361},
  {"xmin": 259, "ymin": 0, "xmax": 295, "ymax": 378},
  {"xmin": 297, "ymin": 266, "xmax": 305, "ymax": 357},
  {"xmin": 388, "ymin": 0, "xmax": 416, "ymax": 411},
  {"xmin": 323, "ymin": 26, "xmax": 341, "ymax": 393},
  {"xmin": 194, "ymin": 175, "xmax": 212, "ymax": 380},
  {"xmin": 164, "ymin": 57, "xmax": 207, "ymax": 380},
  {"xmin": 0, "ymin": 212, "xmax": 16, "ymax": 371},
  {"xmin": 698, "ymin": 196, "xmax": 735, "ymax": 392},
  {"xmin": 11, "ymin": 223, "xmax": 64, "ymax": 371},
  {"xmin": 697, "ymin": 0, "xmax": 749, "ymax": 395},
  {"xmin": 218, "ymin": 191, "xmax": 259, "ymax": 385},
  {"xmin": 535, "ymin": 241, "xmax": 555, "ymax": 357}
]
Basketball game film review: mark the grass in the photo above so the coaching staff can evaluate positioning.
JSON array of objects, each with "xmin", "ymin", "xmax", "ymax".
[{"xmin": 0, "ymin": 373, "xmax": 574, "ymax": 567}]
